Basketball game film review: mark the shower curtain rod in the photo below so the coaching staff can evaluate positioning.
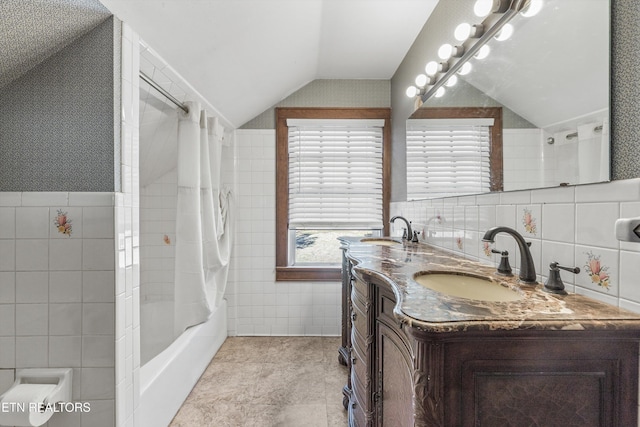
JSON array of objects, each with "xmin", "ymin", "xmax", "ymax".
[
  {"xmin": 139, "ymin": 71, "xmax": 189, "ymax": 114},
  {"xmin": 565, "ymin": 124, "xmax": 604, "ymax": 140}
]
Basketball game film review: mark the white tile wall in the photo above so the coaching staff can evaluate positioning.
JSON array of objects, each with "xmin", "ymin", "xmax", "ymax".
[
  {"xmin": 391, "ymin": 178, "xmax": 640, "ymax": 310},
  {"xmin": 0, "ymin": 191, "xmax": 116, "ymax": 426},
  {"xmin": 139, "ymin": 169, "xmax": 177, "ymax": 303},
  {"xmin": 228, "ymin": 130, "xmax": 341, "ymax": 337},
  {"xmin": 502, "ymin": 129, "xmax": 552, "ymax": 191},
  {"xmin": 116, "ymin": 22, "xmax": 141, "ymax": 427}
]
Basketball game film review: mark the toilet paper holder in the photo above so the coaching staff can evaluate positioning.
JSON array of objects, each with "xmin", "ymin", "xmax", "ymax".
[{"xmin": 0, "ymin": 368, "xmax": 72, "ymax": 408}]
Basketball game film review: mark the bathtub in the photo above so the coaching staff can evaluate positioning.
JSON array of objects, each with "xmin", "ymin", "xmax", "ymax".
[{"xmin": 138, "ymin": 299, "xmax": 228, "ymax": 426}]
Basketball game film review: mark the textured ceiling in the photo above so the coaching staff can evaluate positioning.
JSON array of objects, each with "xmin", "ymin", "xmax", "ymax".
[
  {"xmin": 99, "ymin": 0, "xmax": 439, "ymax": 127},
  {"xmin": 0, "ymin": 0, "xmax": 111, "ymax": 90}
]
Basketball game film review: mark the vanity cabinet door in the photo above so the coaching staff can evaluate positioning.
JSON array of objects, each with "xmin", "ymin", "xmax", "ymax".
[
  {"xmin": 376, "ymin": 321, "xmax": 414, "ymax": 427},
  {"xmin": 442, "ymin": 335, "xmax": 639, "ymax": 426}
]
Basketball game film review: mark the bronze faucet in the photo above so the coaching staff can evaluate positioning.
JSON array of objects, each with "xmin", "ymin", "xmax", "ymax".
[
  {"xmin": 390, "ymin": 216, "xmax": 412, "ymax": 241},
  {"xmin": 482, "ymin": 226, "xmax": 537, "ymax": 284}
]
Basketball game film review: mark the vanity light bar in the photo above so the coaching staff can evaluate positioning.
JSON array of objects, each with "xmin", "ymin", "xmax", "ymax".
[{"xmin": 415, "ymin": 0, "xmax": 528, "ymax": 104}]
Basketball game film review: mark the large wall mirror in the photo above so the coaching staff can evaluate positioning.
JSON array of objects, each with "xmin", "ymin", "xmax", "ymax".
[{"xmin": 407, "ymin": 0, "xmax": 610, "ymax": 199}]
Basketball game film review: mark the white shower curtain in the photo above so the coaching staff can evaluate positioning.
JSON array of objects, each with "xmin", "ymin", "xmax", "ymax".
[
  {"xmin": 577, "ymin": 119, "xmax": 609, "ymax": 183},
  {"xmin": 553, "ymin": 129, "xmax": 579, "ymax": 185},
  {"xmin": 174, "ymin": 101, "xmax": 234, "ymax": 337}
]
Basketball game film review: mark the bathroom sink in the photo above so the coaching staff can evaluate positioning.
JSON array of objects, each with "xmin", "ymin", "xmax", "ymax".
[
  {"xmin": 414, "ymin": 272, "xmax": 523, "ymax": 302},
  {"xmin": 360, "ymin": 238, "xmax": 401, "ymax": 246}
]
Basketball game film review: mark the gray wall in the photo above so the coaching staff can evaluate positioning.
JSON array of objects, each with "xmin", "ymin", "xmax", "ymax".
[
  {"xmin": 240, "ymin": 79, "xmax": 391, "ymax": 129},
  {"xmin": 418, "ymin": 78, "xmax": 535, "ymax": 129},
  {"xmin": 610, "ymin": 0, "xmax": 640, "ymax": 181},
  {"xmin": 391, "ymin": 0, "xmax": 640, "ymax": 202},
  {"xmin": 0, "ymin": 17, "xmax": 118, "ymax": 192}
]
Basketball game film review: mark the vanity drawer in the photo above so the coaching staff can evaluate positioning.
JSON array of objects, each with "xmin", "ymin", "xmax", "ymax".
[
  {"xmin": 350, "ymin": 358, "xmax": 372, "ymax": 427},
  {"xmin": 349, "ymin": 395, "xmax": 367, "ymax": 427},
  {"xmin": 350, "ymin": 299, "xmax": 369, "ymax": 339},
  {"xmin": 350, "ymin": 362, "xmax": 369, "ymax": 403},
  {"xmin": 350, "ymin": 343, "xmax": 370, "ymax": 390},
  {"xmin": 351, "ymin": 320, "xmax": 373, "ymax": 371},
  {"xmin": 351, "ymin": 322, "xmax": 370, "ymax": 356},
  {"xmin": 352, "ymin": 275, "xmax": 371, "ymax": 300},
  {"xmin": 351, "ymin": 287, "xmax": 368, "ymax": 313}
]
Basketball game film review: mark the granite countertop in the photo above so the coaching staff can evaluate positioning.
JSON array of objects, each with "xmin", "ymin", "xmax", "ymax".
[{"xmin": 341, "ymin": 237, "xmax": 640, "ymax": 333}]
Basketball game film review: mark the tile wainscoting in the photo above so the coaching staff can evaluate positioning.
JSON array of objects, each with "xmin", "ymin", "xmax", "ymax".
[
  {"xmin": 0, "ymin": 191, "xmax": 117, "ymax": 427},
  {"xmin": 391, "ymin": 178, "xmax": 640, "ymax": 311},
  {"xmin": 228, "ymin": 130, "xmax": 341, "ymax": 337}
]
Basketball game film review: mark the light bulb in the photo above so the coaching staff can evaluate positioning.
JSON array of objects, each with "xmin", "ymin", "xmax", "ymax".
[
  {"xmin": 425, "ymin": 61, "xmax": 439, "ymax": 76},
  {"xmin": 406, "ymin": 86, "xmax": 418, "ymax": 98},
  {"xmin": 474, "ymin": 0, "xmax": 493, "ymax": 17},
  {"xmin": 458, "ymin": 62, "xmax": 473, "ymax": 75},
  {"xmin": 494, "ymin": 24, "xmax": 514, "ymax": 41},
  {"xmin": 415, "ymin": 74, "xmax": 428, "ymax": 88},
  {"xmin": 438, "ymin": 44, "xmax": 453, "ymax": 60},
  {"xmin": 521, "ymin": 0, "xmax": 543, "ymax": 17},
  {"xmin": 474, "ymin": 44, "xmax": 490, "ymax": 60},
  {"xmin": 454, "ymin": 23, "xmax": 471, "ymax": 41},
  {"xmin": 470, "ymin": 24, "xmax": 484, "ymax": 38},
  {"xmin": 435, "ymin": 87, "xmax": 446, "ymax": 98},
  {"xmin": 445, "ymin": 75, "xmax": 458, "ymax": 87}
]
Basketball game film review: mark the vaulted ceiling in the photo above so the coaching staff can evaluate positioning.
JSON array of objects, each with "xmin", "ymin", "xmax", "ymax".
[{"xmin": 98, "ymin": 0, "xmax": 439, "ymax": 127}]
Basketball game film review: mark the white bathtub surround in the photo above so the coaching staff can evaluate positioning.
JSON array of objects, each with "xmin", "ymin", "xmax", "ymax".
[
  {"xmin": 391, "ymin": 178, "xmax": 640, "ymax": 312},
  {"xmin": 134, "ymin": 37, "xmax": 236, "ymax": 427},
  {"xmin": 138, "ymin": 300, "xmax": 227, "ymax": 427}
]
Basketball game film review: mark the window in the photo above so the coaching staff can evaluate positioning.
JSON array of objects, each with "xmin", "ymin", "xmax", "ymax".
[
  {"xmin": 276, "ymin": 108, "xmax": 390, "ymax": 281},
  {"xmin": 407, "ymin": 107, "xmax": 503, "ymax": 200},
  {"xmin": 407, "ymin": 118, "xmax": 493, "ymax": 199}
]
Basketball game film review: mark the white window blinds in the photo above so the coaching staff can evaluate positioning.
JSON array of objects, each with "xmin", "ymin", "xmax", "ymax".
[
  {"xmin": 287, "ymin": 118, "xmax": 384, "ymax": 229},
  {"xmin": 406, "ymin": 118, "xmax": 494, "ymax": 200}
]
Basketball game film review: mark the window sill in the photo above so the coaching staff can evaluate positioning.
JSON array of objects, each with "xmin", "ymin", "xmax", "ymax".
[{"xmin": 276, "ymin": 266, "xmax": 341, "ymax": 282}]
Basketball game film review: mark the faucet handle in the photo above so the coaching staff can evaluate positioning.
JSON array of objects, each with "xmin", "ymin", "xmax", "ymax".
[
  {"xmin": 411, "ymin": 230, "xmax": 421, "ymax": 243},
  {"xmin": 401, "ymin": 228, "xmax": 407, "ymax": 240},
  {"xmin": 544, "ymin": 261, "xmax": 580, "ymax": 295},
  {"xmin": 551, "ymin": 262, "xmax": 580, "ymax": 275},
  {"xmin": 491, "ymin": 249, "xmax": 513, "ymax": 276}
]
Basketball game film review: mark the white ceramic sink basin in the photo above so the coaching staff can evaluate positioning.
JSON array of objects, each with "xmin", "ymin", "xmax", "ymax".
[
  {"xmin": 414, "ymin": 273, "xmax": 523, "ymax": 302},
  {"xmin": 360, "ymin": 238, "xmax": 401, "ymax": 246}
]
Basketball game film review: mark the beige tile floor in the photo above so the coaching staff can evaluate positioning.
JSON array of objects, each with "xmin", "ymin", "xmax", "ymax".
[{"xmin": 170, "ymin": 336, "xmax": 349, "ymax": 427}]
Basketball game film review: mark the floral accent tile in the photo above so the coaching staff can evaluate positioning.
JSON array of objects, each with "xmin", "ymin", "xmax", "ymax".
[
  {"xmin": 53, "ymin": 209, "xmax": 72, "ymax": 236},
  {"xmin": 482, "ymin": 241, "xmax": 492, "ymax": 258},
  {"xmin": 163, "ymin": 234, "xmax": 171, "ymax": 245},
  {"xmin": 584, "ymin": 251, "xmax": 611, "ymax": 291},
  {"xmin": 522, "ymin": 208, "xmax": 537, "ymax": 236},
  {"xmin": 456, "ymin": 236, "xmax": 463, "ymax": 250}
]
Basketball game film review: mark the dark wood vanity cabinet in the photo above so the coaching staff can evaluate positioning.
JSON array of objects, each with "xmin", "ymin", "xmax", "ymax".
[
  {"xmin": 344, "ymin": 270, "xmax": 640, "ymax": 426},
  {"xmin": 375, "ymin": 286, "xmax": 414, "ymax": 427},
  {"xmin": 349, "ymin": 268, "xmax": 375, "ymax": 425}
]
